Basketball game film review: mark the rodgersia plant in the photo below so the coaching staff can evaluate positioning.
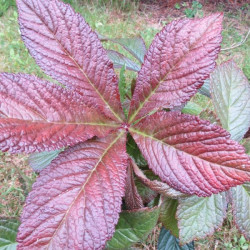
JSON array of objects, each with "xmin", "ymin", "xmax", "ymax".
[{"xmin": 0, "ymin": 0, "xmax": 250, "ymax": 249}]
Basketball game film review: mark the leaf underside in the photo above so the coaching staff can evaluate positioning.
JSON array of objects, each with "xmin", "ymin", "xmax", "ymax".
[
  {"xmin": 177, "ymin": 193, "xmax": 228, "ymax": 244},
  {"xmin": 230, "ymin": 183, "xmax": 250, "ymax": 240},
  {"xmin": 128, "ymin": 13, "xmax": 223, "ymax": 123},
  {"xmin": 17, "ymin": 0, "xmax": 124, "ymax": 121},
  {"xmin": 28, "ymin": 149, "xmax": 63, "ymax": 172},
  {"xmin": 130, "ymin": 111, "xmax": 250, "ymax": 196},
  {"xmin": 17, "ymin": 133, "xmax": 128, "ymax": 249},
  {"xmin": 0, "ymin": 73, "xmax": 116, "ymax": 153},
  {"xmin": 211, "ymin": 60, "xmax": 250, "ymax": 141}
]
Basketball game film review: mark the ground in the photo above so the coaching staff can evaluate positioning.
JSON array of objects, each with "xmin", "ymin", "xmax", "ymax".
[{"xmin": 0, "ymin": 0, "xmax": 249, "ymax": 249}]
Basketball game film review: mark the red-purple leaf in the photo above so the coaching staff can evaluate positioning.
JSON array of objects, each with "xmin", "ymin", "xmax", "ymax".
[
  {"xmin": 17, "ymin": 0, "xmax": 124, "ymax": 122},
  {"xmin": 128, "ymin": 13, "xmax": 223, "ymax": 123},
  {"xmin": 17, "ymin": 132, "xmax": 128, "ymax": 249},
  {"xmin": 129, "ymin": 111, "xmax": 250, "ymax": 196},
  {"xmin": 0, "ymin": 73, "xmax": 117, "ymax": 153},
  {"xmin": 124, "ymin": 161, "xmax": 144, "ymax": 210}
]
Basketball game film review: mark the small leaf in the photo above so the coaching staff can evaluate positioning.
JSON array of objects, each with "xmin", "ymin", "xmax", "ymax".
[
  {"xmin": 28, "ymin": 149, "xmax": 64, "ymax": 172},
  {"xmin": 230, "ymin": 183, "xmax": 250, "ymax": 240},
  {"xmin": 17, "ymin": 132, "xmax": 128, "ymax": 249},
  {"xmin": 101, "ymin": 36, "xmax": 147, "ymax": 64},
  {"xmin": 211, "ymin": 60, "xmax": 250, "ymax": 141},
  {"xmin": 0, "ymin": 218, "xmax": 20, "ymax": 250},
  {"xmin": 0, "ymin": 73, "xmax": 117, "ymax": 153},
  {"xmin": 17, "ymin": 0, "xmax": 124, "ymax": 121},
  {"xmin": 128, "ymin": 13, "xmax": 223, "ymax": 123},
  {"xmin": 130, "ymin": 111, "xmax": 250, "ymax": 196},
  {"xmin": 124, "ymin": 161, "xmax": 144, "ymax": 210},
  {"xmin": 107, "ymin": 50, "xmax": 140, "ymax": 72},
  {"xmin": 181, "ymin": 101, "xmax": 202, "ymax": 116},
  {"xmin": 106, "ymin": 206, "xmax": 160, "ymax": 249},
  {"xmin": 160, "ymin": 198, "xmax": 179, "ymax": 238},
  {"xmin": 177, "ymin": 193, "xmax": 228, "ymax": 244},
  {"xmin": 158, "ymin": 227, "xmax": 194, "ymax": 250}
]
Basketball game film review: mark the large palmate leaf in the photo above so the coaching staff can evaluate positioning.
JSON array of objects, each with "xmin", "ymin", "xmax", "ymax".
[
  {"xmin": 176, "ymin": 193, "xmax": 228, "ymax": 244},
  {"xmin": 106, "ymin": 206, "xmax": 160, "ymax": 249},
  {"xmin": 230, "ymin": 183, "xmax": 250, "ymax": 240},
  {"xmin": 129, "ymin": 111, "xmax": 250, "ymax": 196},
  {"xmin": 128, "ymin": 13, "xmax": 223, "ymax": 123},
  {"xmin": 0, "ymin": 73, "xmax": 117, "ymax": 153},
  {"xmin": 17, "ymin": 132, "xmax": 128, "ymax": 249},
  {"xmin": 158, "ymin": 227, "xmax": 194, "ymax": 250},
  {"xmin": 211, "ymin": 60, "xmax": 250, "ymax": 141},
  {"xmin": 17, "ymin": 0, "xmax": 124, "ymax": 122},
  {"xmin": 0, "ymin": 218, "xmax": 20, "ymax": 250}
]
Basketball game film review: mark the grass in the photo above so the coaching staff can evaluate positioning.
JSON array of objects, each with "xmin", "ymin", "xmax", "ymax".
[{"xmin": 0, "ymin": 0, "xmax": 249, "ymax": 248}]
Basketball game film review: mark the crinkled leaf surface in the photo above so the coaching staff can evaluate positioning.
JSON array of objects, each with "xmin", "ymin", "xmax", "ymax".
[
  {"xmin": 124, "ymin": 162, "xmax": 143, "ymax": 210},
  {"xmin": 0, "ymin": 73, "xmax": 117, "ymax": 153},
  {"xmin": 230, "ymin": 183, "xmax": 250, "ymax": 240},
  {"xmin": 17, "ymin": 0, "xmax": 123, "ymax": 121},
  {"xmin": 106, "ymin": 206, "xmax": 160, "ymax": 249},
  {"xmin": 0, "ymin": 218, "xmax": 20, "ymax": 250},
  {"xmin": 17, "ymin": 132, "xmax": 128, "ymax": 249},
  {"xmin": 132, "ymin": 160, "xmax": 186, "ymax": 198},
  {"xmin": 130, "ymin": 111, "xmax": 250, "ymax": 196},
  {"xmin": 160, "ymin": 198, "xmax": 179, "ymax": 238},
  {"xmin": 28, "ymin": 149, "xmax": 63, "ymax": 172},
  {"xmin": 107, "ymin": 50, "xmax": 140, "ymax": 72},
  {"xmin": 158, "ymin": 227, "xmax": 194, "ymax": 250},
  {"xmin": 211, "ymin": 60, "xmax": 250, "ymax": 141},
  {"xmin": 128, "ymin": 13, "xmax": 223, "ymax": 123},
  {"xmin": 176, "ymin": 193, "xmax": 227, "ymax": 244}
]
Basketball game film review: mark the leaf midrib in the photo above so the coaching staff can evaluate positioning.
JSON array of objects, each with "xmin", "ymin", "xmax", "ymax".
[
  {"xmin": 130, "ymin": 128, "xmax": 250, "ymax": 174},
  {"xmin": 129, "ymin": 18, "xmax": 218, "ymax": 123},
  {"xmin": 46, "ymin": 131, "xmax": 125, "ymax": 249},
  {"xmin": 21, "ymin": 1, "xmax": 123, "ymax": 123}
]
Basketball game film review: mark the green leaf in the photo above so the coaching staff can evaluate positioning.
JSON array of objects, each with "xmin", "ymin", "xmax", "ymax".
[
  {"xmin": 160, "ymin": 198, "xmax": 179, "ymax": 238},
  {"xmin": 100, "ymin": 36, "xmax": 147, "ymax": 64},
  {"xmin": 28, "ymin": 149, "xmax": 63, "ymax": 172},
  {"xmin": 126, "ymin": 133, "xmax": 147, "ymax": 167},
  {"xmin": 243, "ymin": 139, "xmax": 250, "ymax": 155},
  {"xmin": 198, "ymin": 79, "xmax": 211, "ymax": 98},
  {"xmin": 158, "ymin": 227, "xmax": 194, "ymax": 250},
  {"xmin": 181, "ymin": 101, "xmax": 202, "ymax": 116},
  {"xmin": 0, "ymin": 218, "xmax": 20, "ymax": 250},
  {"xmin": 177, "ymin": 193, "xmax": 227, "ymax": 244},
  {"xmin": 106, "ymin": 206, "xmax": 160, "ymax": 249},
  {"xmin": 230, "ymin": 183, "xmax": 250, "ymax": 240},
  {"xmin": 107, "ymin": 50, "xmax": 140, "ymax": 72},
  {"xmin": 211, "ymin": 60, "xmax": 250, "ymax": 141}
]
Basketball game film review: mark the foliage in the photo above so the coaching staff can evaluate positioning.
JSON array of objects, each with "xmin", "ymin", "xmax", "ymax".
[{"xmin": 0, "ymin": 0, "xmax": 250, "ymax": 249}]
